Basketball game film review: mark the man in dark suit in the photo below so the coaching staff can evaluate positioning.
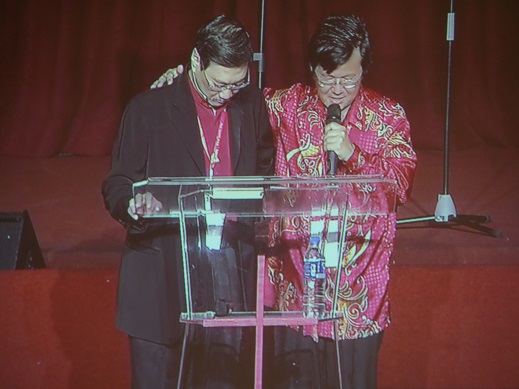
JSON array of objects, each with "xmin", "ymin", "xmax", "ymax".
[{"xmin": 102, "ymin": 15, "xmax": 273, "ymax": 388}]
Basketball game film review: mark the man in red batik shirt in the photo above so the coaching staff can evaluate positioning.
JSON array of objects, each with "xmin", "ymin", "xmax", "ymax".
[{"xmin": 262, "ymin": 15, "xmax": 417, "ymax": 389}]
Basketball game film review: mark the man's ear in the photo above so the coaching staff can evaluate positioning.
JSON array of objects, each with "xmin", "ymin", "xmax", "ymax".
[{"xmin": 191, "ymin": 48, "xmax": 200, "ymax": 69}]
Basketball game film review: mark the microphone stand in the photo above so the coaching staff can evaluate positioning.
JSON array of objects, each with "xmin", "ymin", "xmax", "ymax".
[
  {"xmin": 253, "ymin": 0, "xmax": 266, "ymax": 88},
  {"xmin": 397, "ymin": 0, "xmax": 504, "ymax": 239}
]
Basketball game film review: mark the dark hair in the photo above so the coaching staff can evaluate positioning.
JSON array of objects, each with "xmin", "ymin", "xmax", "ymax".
[
  {"xmin": 308, "ymin": 15, "xmax": 372, "ymax": 74},
  {"xmin": 195, "ymin": 15, "xmax": 253, "ymax": 69}
]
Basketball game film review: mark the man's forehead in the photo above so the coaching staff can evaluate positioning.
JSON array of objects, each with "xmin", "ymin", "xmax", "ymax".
[
  {"xmin": 315, "ymin": 48, "xmax": 362, "ymax": 76},
  {"xmin": 206, "ymin": 63, "xmax": 248, "ymax": 81}
]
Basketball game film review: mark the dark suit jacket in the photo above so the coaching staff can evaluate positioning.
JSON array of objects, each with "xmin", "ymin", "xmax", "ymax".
[{"xmin": 102, "ymin": 72, "xmax": 273, "ymax": 344}]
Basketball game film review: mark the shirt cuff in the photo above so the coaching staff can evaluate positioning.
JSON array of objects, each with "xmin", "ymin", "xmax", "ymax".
[{"xmin": 340, "ymin": 145, "xmax": 364, "ymax": 174}]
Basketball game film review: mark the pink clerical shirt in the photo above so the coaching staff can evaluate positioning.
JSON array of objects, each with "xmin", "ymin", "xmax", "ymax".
[{"xmin": 189, "ymin": 77, "xmax": 232, "ymax": 177}]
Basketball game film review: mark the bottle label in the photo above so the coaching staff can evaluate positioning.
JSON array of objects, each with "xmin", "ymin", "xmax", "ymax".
[{"xmin": 304, "ymin": 258, "xmax": 326, "ymax": 280}]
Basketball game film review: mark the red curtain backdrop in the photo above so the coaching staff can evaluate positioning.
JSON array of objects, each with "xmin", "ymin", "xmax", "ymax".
[{"xmin": 1, "ymin": 0, "xmax": 517, "ymax": 157}]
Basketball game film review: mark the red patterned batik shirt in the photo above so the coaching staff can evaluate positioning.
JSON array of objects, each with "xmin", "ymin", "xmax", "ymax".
[{"xmin": 263, "ymin": 83, "xmax": 417, "ymax": 340}]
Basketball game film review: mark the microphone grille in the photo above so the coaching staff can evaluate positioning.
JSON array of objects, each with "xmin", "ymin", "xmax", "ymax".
[{"xmin": 327, "ymin": 104, "xmax": 341, "ymax": 122}]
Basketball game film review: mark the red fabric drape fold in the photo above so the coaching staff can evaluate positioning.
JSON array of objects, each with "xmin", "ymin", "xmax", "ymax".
[{"xmin": 1, "ymin": 0, "xmax": 517, "ymax": 157}]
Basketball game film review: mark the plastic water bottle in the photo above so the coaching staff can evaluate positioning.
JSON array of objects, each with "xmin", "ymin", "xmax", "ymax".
[{"xmin": 303, "ymin": 235, "xmax": 326, "ymax": 318}]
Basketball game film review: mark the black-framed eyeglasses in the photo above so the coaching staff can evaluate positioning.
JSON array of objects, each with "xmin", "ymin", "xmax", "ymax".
[{"xmin": 202, "ymin": 68, "xmax": 250, "ymax": 92}]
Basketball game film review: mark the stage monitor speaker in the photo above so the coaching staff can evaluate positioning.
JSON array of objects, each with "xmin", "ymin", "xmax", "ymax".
[{"xmin": 0, "ymin": 210, "xmax": 46, "ymax": 270}]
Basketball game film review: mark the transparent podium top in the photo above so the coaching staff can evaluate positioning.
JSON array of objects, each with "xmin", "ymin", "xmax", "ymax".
[
  {"xmin": 132, "ymin": 175, "xmax": 397, "ymax": 219},
  {"xmin": 133, "ymin": 175, "xmax": 397, "ymax": 320}
]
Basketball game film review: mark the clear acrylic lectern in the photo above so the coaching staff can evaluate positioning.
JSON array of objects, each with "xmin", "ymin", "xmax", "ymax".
[{"xmin": 133, "ymin": 175, "xmax": 397, "ymax": 388}]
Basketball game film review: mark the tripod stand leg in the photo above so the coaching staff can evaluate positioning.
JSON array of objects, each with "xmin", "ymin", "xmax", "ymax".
[
  {"xmin": 451, "ymin": 216, "xmax": 506, "ymax": 239},
  {"xmin": 397, "ymin": 215, "xmax": 436, "ymax": 225},
  {"xmin": 454, "ymin": 214, "xmax": 491, "ymax": 224}
]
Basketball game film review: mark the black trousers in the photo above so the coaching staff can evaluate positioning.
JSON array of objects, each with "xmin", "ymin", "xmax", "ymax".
[
  {"xmin": 267, "ymin": 327, "xmax": 384, "ymax": 389},
  {"xmin": 129, "ymin": 336, "xmax": 183, "ymax": 389},
  {"xmin": 129, "ymin": 328, "xmax": 254, "ymax": 389},
  {"xmin": 129, "ymin": 235, "xmax": 256, "ymax": 389}
]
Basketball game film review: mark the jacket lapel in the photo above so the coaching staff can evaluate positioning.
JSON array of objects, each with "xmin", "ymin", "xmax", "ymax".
[
  {"xmin": 228, "ymin": 100, "xmax": 244, "ymax": 174},
  {"xmin": 169, "ymin": 73, "xmax": 205, "ymax": 175}
]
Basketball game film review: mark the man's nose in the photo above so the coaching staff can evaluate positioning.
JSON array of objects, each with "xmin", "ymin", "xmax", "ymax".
[
  {"xmin": 331, "ymin": 82, "xmax": 344, "ymax": 94},
  {"xmin": 219, "ymin": 89, "xmax": 234, "ymax": 100}
]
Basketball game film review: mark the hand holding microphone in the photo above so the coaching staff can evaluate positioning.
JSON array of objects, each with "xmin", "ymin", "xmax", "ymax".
[
  {"xmin": 326, "ymin": 104, "xmax": 342, "ymax": 176},
  {"xmin": 324, "ymin": 104, "xmax": 355, "ymax": 176}
]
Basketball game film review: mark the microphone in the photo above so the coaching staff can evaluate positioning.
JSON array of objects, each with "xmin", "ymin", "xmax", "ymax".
[{"xmin": 326, "ymin": 104, "xmax": 341, "ymax": 176}]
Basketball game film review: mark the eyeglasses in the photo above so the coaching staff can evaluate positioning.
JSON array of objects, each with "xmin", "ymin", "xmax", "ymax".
[
  {"xmin": 314, "ymin": 73, "xmax": 362, "ymax": 91},
  {"xmin": 203, "ymin": 69, "xmax": 250, "ymax": 92}
]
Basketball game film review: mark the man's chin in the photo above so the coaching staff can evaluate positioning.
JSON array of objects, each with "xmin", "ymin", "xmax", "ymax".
[{"xmin": 208, "ymin": 99, "xmax": 227, "ymax": 108}]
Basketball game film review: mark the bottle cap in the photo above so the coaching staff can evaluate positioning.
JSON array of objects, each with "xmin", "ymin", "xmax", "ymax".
[{"xmin": 309, "ymin": 235, "xmax": 320, "ymax": 245}]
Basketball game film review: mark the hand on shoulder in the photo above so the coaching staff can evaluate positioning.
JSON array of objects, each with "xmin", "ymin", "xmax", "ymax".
[{"xmin": 150, "ymin": 65, "xmax": 184, "ymax": 89}]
